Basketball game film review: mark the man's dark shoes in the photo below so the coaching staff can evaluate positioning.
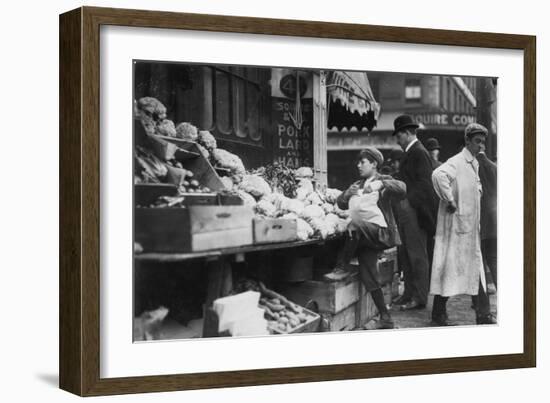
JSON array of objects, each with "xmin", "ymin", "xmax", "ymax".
[
  {"xmin": 399, "ymin": 300, "xmax": 426, "ymax": 311},
  {"xmin": 476, "ymin": 313, "xmax": 497, "ymax": 325},
  {"xmin": 392, "ymin": 295, "xmax": 411, "ymax": 306},
  {"xmin": 431, "ymin": 313, "xmax": 454, "ymax": 326}
]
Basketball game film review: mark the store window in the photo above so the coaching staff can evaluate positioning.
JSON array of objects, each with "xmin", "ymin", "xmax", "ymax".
[
  {"xmin": 206, "ymin": 66, "xmax": 265, "ymax": 144},
  {"xmin": 405, "ymin": 78, "xmax": 422, "ymax": 103}
]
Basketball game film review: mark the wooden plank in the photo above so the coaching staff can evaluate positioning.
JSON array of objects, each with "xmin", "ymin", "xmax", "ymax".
[{"xmin": 135, "ymin": 238, "xmax": 327, "ymax": 263}]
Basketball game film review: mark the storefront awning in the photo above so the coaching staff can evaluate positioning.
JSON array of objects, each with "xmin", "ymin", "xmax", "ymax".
[{"xmin": 327, "ymin": 71, "xmax": 381, "ymax": 132}]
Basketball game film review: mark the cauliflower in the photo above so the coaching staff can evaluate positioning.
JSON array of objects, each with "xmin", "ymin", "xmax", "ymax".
[
  {"xmin": 322, "ymin": 203, "xmax": 335, "ymax": 215},
  {"xmin": 324, "ymin": 188, "xmax": 343, "ymax": 204},
  {"xmin": 305, "ymin": 192, "xmax": 323, "ymax": 206},
  {"xmin": 300, "ymin": 204, "xmax": 325, "ymax": 222},
  {"xmin": 325, "ymin": 213, "xmax": 340, "ymax": 224},
  {"xmin": 280, "ymin": 212, "xmax": 298, "ymax": 221},
  {"xmin": 236, "ymin": 190, "xmax": 256, "ymax": 207},
  {"xmin": 296, "ymin": 218, "xmax": 314, "ymax": 241},
  {"xmin": 255, "ymin": 199, "xmax": 277, "ymax": 217},
  {"xmin": 297, "ymin": 178, "xmax": 314, "ymax": 194},
  {"xmin": 220, "ymin": 176, "xmax": 234, "ymax": 190},
  {"xmin": 239, "ymin": 174, "xmax": 272, "ymax": 198},
  {"xmin": 198, "ymin": 130, "xmax": 217, "ymax": 150},
  {"xmin": 280, "ymin": 198, "xmax": 305, "ymax": 217},
  {"xmin": 296, "ymin": 187, "xmax": 310, "ymax": 201},
  {"xmin": 230, "ymin": 173, "xmax": 244, "ymax": 184},
  {"xmin": 137, "ymin": 97, "xmax": 167, "ymax": 120},
  {"xmin": 308, "ymin": 218, "xmax": 332, "ymax": 239},
  {"xmin": 156, "ymin": 119, "xmax": 177, "ymax": 137},
  {"xmin": 265, "ymin": 192, "xmax": 288, "ymax": 209},
  {"xmin": 212, "ymin": 149, "xmax": 246, "ymax": 176},
  {"xmin": 136, "ymin": 97, "xmax": 167, "ymax": 136},
  {"xmin": 175, "ymin": 122, "xmax": 198, "ymax": 141},
  {"xmin": 295, "ymin": 166, "xmax": 314, "ymax": 178}
]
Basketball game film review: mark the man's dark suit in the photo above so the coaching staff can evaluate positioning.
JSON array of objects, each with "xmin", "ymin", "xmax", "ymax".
[
  {"xmin": 395, "ymin": 140, "xmax": 439, "ymax": 306},
  {"xmin": 397, "ymin": 141, "xmax": 439, "ymax": 237}
]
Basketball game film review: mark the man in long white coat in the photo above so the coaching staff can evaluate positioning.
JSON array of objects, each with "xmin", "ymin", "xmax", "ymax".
[{"xmin": 430, "ymin": 123, "xmax": 495, "ymax": 326}]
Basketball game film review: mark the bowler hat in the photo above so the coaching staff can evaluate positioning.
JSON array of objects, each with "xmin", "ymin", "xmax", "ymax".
[
  {"xmin": 392, "ymin": 114, "xmax": 419, "ymax": 136},
  {"xmin": 425, "ymin": 138, "xmax": 441, "ymax": 151}
]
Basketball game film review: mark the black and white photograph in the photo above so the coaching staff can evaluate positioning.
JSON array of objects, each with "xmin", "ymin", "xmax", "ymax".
[{"xmin": 132, "ymin": 61, "xmax": 498, "ymax": 341}]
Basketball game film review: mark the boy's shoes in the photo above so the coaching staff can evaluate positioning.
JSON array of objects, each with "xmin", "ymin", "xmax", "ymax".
[
  {"xmin": 323, "ymin": 267, "xmax": 350, "ymax": 282},
  {"xmin": 377, "ymin": 313, "xmax": 395, "ymax": 329}
]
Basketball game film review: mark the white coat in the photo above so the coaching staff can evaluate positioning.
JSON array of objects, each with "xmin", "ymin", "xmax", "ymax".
[{"xmin": 430, "ymin": 148, "xmax": 486, "ymax": 296}]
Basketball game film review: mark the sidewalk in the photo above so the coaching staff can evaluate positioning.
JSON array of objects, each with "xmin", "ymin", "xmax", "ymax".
[{"xmin": 388, "ymin": 285, "xmax": 498, "ymax": 328}]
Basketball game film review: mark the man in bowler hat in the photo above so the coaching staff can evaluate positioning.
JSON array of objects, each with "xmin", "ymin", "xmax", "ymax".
[{"xmin": 392, "ymin": 115, "xmax": 439, "ymax": 311}]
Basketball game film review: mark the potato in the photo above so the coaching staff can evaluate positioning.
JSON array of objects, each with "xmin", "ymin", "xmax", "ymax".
[
  {"xmin": 289, "ymin": 318, "xmax": 300, "ymax": 327},
  {"xmin": 286, "ymin": 312, "xmax": 299, "ymax": 322},
  {"xmin": 279, "ymin": 317, "xmax": 289, "ymax": 324}
]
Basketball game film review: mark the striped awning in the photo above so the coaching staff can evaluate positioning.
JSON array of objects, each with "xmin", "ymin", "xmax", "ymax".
[{"xmin": 327, "ymin": 71, "xmax": 381, "ymax": 121}]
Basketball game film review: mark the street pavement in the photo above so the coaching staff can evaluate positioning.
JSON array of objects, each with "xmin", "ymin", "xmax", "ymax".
[{"xmin": 364, "ymin": 283, "xmax": 498, "ymax": 329}]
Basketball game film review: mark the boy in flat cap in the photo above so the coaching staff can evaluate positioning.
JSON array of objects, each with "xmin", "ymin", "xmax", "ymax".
[
  {"xmin": 329, "ymin": 147, "xmax": 406, "ymax": 329},
  {"xmin": 430, "ymin": 123, "xmax": 495, "ymax": 325}
]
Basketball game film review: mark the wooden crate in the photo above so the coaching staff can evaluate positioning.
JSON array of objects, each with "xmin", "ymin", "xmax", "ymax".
[
  {"xmin": 270, "ymin": 307, "xmax": 321, "ymax": 335},
  {"xmin": 321, "ymin": 303, "xmax": 357, "ymax": 332},
  {"xmin": 135, "ymin": 205, "xmax": 254, "ymax": 253},
  {"xmin": 277, "ymin": 272, "xmax": 361, "ymax": 314},
  {"xmin": 253, "ymin": 218, "xmax": 297, "ymax": 244}
]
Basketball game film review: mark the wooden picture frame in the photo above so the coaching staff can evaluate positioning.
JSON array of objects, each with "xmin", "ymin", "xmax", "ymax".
[{"xmin": 59, "ymin": 6, "xmax": 536, "ymax": 396}]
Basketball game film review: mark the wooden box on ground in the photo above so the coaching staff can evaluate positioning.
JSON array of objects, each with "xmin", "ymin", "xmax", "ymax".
[
  {"xmin": 253, "ymin": 218, "xmax": 297, "ymax": 244},
  {"xmin": 135, "ymin": 205, "xmax": 254, "ymax": 253},
  {"xmin": 277, "ymin": 271, "xmax": 361, "ymax": 314},
  {"xmin": 321, "ymin": 303, "xmax": 357, "ymax": 332}
]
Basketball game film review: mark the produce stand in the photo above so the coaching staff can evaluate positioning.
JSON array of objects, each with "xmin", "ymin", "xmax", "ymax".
[{"xmin": 132, "ymin": 63, "xmax": 383, "ymax": 340}]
